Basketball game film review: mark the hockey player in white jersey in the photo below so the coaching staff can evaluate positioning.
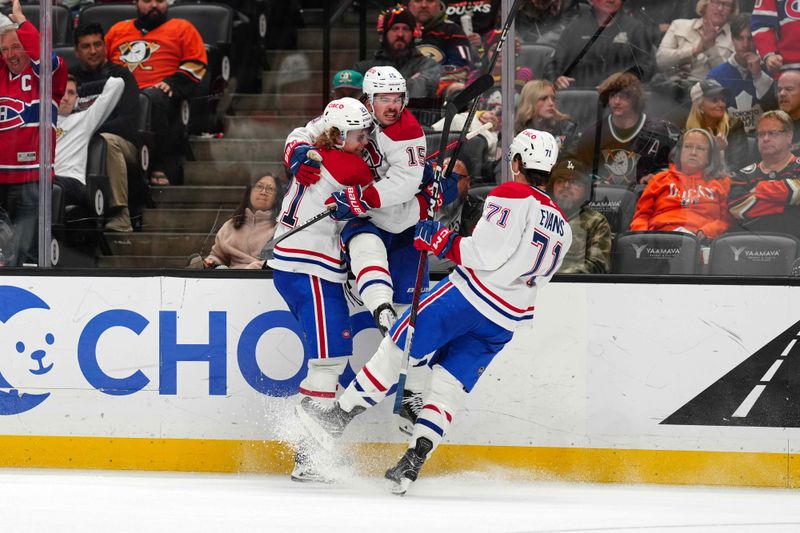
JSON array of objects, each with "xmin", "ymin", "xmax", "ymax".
[
  {"xmin": 268, "ymin": 98, "xmax": 374, "ymax": 482},
  {"xmin": 296, "ymin": 129, "xmax": 573, "ymax": 495},
  {"xmin": 283, "ymin": 66, "xmax": 443, "ymax": 336}
]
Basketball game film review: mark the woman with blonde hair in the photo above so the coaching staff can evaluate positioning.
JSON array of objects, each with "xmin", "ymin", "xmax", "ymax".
[
  {"xmin": 685, "ymin": 79, "xmax": 750, "ymax": 171},
  {"xmin": 514, "ymin": 79, "xmax": 578, "ymax": 153}
]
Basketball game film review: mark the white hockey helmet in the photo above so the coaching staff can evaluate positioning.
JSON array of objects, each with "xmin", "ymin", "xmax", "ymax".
[
  {"xmin": 508, "ymin": 129, "xmax": 559, "ymax": 174},
  {"xmin": 362, "ymin": 65, "xmax": 409, "ymax": 108},
  {"xmin": 322, "ymin": 97, "xmax": 373, "ymax": 140}
]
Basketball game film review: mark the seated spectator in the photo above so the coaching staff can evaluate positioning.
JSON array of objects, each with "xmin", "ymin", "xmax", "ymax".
[
  {"xmin": 515, "ymin": 0, "xmax": 583, "ymax": 47},
  {"xmin": 630, "ymin": 128, "xmax": 732, "ymax": 241},
  {"xmin": 70, "ymin": 22, "xmax": 141, "ymax": 232},
  {"xmin": 777, "ymin": 70, "xmax": 800, "ymax": 150},
  {"xmin": 624, "ymin": 0, "xmax": 695, "ymax": 44},
  {"xmin": 515, "ymin": 79, "xmax": 579, "ymax": 153},
  {"xmin": 729, "ymin": 110, "xmax": 800, "ymax": 237},
  {"xmin": 549, "ymin": 157, "xmax": 611, "ymax": 273},
  {"xmin": 574, "ymin": 72, "xmax": 681, "ymax": 187},
  {"xmin": 752, "ymin": 0, "xmax": 800, "ymax": 76},
  {"xmin": 355, "ymin": 5, "xmax": 439, "ymax": 99},
  {"xmin": 655, "ymin": 0, "xmax": 737, "ymax": 96},
  {"xmin": 444, "ymin": 0, "xmax": 502, "ymax": 48},
  {"xmin": 203, "ymin": 175, "xmax": 280, "ymax": 269},
  {"xmin": 707, "ymin": 14, "xmax": 777, "ymax": 135},
  {"xmin": 55, "ymin": 75, "xmax": 132, "ymax": 232},
  {"xmin": 408, "ymin": 0, "xmax": 474, "ymax": 96},
  {"xmin": 331, "ymin": 69, "xmax": 363, "ymax": 100},
  {"xmin": 685, "ymin": 79, "xmax": 751, "ymax": 171},
  {"xmin": 553, "ymin": 0, "xmax": 653, "ymax": 89},
  {"xmin": 105, "ymin": 0, "xmax": 208, "ymax": 186}
]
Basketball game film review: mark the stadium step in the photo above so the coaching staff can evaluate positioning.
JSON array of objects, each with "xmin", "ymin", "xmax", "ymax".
[
  {"xmin": 141, "ymin": 208, "xmax": 233, "ymax": 233},
  {"xmin": 296, "ymin": 28, "xmax": 379, "ymax": 51},
  {"xmin": 184, "ymin": 161, "xmax": 282, "ymax": 186},
  {"xmin": 104, "ymin": 232, "xmax": 212, "ymax": 257},
  {"xmin": 98, "ymin": 255, "xmax": 189, "ymax": 269},
  {"xmin": 190, "ymin": 138, "xmax": 285, "ymax": 161},
  {"xmin": 229, "ymin": 93, "xmax": 324, "ymax": 115},
  {"xmin": 266, "ymin": 49, "xmax": 360, "ymax": 72},
  {"xmin": 299, "ymin": 7, "xmax": 382, "ymax": 28},
  {"xmin": 223, "ymin": 115, "xmax": 316, "ymax": 139},
  {"xmin": 261, "ymin": 70, "xmax": 324, "ymax": 94},
  {"xmin": 150, "ymin": 185, "xmax": 245, "ymax": 208}
]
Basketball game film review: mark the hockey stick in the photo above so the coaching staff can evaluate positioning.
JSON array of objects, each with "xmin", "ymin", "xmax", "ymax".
[{"xmin": 260, "ymin": 150, "xmax": 328, "ymax": 259}]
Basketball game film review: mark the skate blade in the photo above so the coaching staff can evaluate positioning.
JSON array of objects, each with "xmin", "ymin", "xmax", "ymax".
[
  {"xmin": 295, "ymin": 404, "xmax": 336, "ymax": 452},
  {"xmin": 290, "ymin": 472, "xmax": 335, "ymax": 484},
  {"xmin": 389, "ymin": 477, "xmax": 411, "ymax": 496}
]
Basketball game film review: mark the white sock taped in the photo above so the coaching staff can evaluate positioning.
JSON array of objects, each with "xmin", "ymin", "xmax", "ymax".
[
  {"xmin": 339, "ymin": 337, "xmax": 402, "ymax": 412},
  {"xmin": 410, "ymin": 365, "xmax": 466, "ymax": 454},
  {"xmin": 349, "ymin": 233, "xmax": 393, "ymax": 314},
  {"xmin": 298, "ymin": 357, "xmax": 349, "ymax": 405}
]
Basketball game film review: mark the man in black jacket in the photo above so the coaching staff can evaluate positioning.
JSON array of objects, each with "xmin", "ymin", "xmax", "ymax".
[{"xmin": 70, "ymin": 22, "xmax": 140, "ymax": 232}]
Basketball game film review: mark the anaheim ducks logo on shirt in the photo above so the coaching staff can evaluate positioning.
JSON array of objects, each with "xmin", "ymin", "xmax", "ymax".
[
  {"xmin": 117, "ymin": 41, "xmax": 161, "ymax": 72},
  {"xmin": 416, "ymin": 43, "xmax": 445, "ymax": 64}
]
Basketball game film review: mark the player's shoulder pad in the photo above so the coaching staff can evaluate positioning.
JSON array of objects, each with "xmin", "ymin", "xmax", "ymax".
[
  {"xmin": 382, "ymin": 109, "xmax": 424, "ymax": 142},
  {"xmin": 318, "ymin": 148, "xmax": 373, "ymax": 185},
  {"xmin": 489, "ymin": 182, "xmax": 566, "ymax": 217}
]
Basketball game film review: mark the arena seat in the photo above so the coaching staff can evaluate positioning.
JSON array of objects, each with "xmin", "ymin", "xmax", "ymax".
[
  {"xmin": 77, "ymin": 4, "xmax": 136, "ymax": 32},
  {"xmin": 54, "ymin": 46, "xmax": 79, "ymax": 71},
  {"xmin": 425, "ymin": 131, "xmax": 460, "ymax": 162},
  {"xmin": 556, "ymin": 89, "xmax": 601, "ymax": 133},
  {"xmin": 588, "ymin": 184, "xmax": 638, "ymax": 237},
  {"xmin": 518, "ymin": 43, "xmax": 555, "ymax": 80},
  {"xmin": 708, "ymin": 232, "xmax": 799, "ymax": 276},
  {"xmin": 612, "ymin": 231, "xmax": 699, "ymax": 275},
  {"xmin": 17, "ymin": 4, "xmax": 73, "ymax": 45}
]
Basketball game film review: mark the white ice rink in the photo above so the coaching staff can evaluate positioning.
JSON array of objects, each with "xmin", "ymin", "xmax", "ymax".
[{"xmin": 2, "ymin": 468, "xmax": 800, "ymax": 532}]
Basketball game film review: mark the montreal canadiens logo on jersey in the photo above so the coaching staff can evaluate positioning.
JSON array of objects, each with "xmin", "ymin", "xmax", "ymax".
[
  {"xmin": 0, "ymin": 97, "xmax": 27, "ymax": 132},
  {"xmin": 364, "ymin": 140, "xmax": 384, "ymax": 178},
  {"xmin": 118, "ymin": 41, "xmax": 161, "ymax": 72}
]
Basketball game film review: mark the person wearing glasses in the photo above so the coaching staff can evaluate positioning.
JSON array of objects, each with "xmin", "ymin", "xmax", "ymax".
[
  {"xmin": 656, "ymin": 0, "xmax": 738, "ymax": 97},
  {"xmin": 202, "ymin": 174, "xmax": 280, "ymax": 269},
  {"xmin": 729, "ymin": 110, "xmax": 800, "ymax": 236}
]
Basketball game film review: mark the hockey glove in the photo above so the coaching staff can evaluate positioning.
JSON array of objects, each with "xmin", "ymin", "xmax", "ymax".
[
  {"xmin": 414, "ymin": 220, "xmax": 459, "ymax": 259},
  {"xmin": 418, "ymin": 162, "xmax": 461, "ymax": 212},
  {"xmin": 325, "ymin": 185, "xmax": 374, "ymax": 221},
  {"xmin": 288, "ymin": 143, "xmax": 322, "ymax": 186}
]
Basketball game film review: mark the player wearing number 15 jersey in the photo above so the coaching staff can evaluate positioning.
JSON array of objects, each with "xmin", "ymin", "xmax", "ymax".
[{"xmin": 296, "ymin": 129, "xmax": 573, "ymax": 495}]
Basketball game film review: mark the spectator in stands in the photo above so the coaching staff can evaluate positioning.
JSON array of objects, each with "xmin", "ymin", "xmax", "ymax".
[
  {"xmin": 707, "ymin": 14, "xmax": 777, "ymax": 135},
  {"xmin": 575, "ymin": 72, "xmax": 681, "ymax": 187},
  {"xmin": 729, "ymin": 110, "xmax": 800, "ymax": 236},
  {"xmin": 55, "ymin": 76, "xmax": 132, "ymax": 232},
  {"xmin": 444, "ymin": 0, "xmax": 502, "ymax": 48},
  {"xmin": 0, "ymin": 2, "xmax": 67, "ymax": 265},
  {"xmin": 355, "ymin": 5, "xmax": 439, "ymax": 99},
  {"xmin": 515, "ymin": 79, "xmax": 579, "ymax": 153},
  {"xmin": 515, "ymin": 0, "xmax": 582, "ymax": 47},
  {"xmin": 70, "ymin": 22, "xmax": 140, "ymax": 233},
  {"xmin": 777, "ymin": 70, "xmax": 800, "ymax": 149},
  {"xmin": 631, "ymin": 128, "xmax": 732, "ymax": 240},
  {"xmin": 685, "ymin": 79, "xmax": 751, "ymax": 171},
  {"xmin": 105, "ymin": 0, "xmax": 208, "ymax": 186},
  {"xmin": 752, "ymin": 0, "xmax": 800, "ymax": 76},
  {"xmin": 624, "ymin": 1, "xmax": 695, "ymax": 41},
  {"xmin": 331, "ymin": 69, "xmax": 364, "ymax": 100},
  {"xmin": 553, "ymin": 0, "xmax": 653, "ymax": 89},
  {"xmin": 202, "ymin": 174, "xmax": 280, "ymax": 269},
  {"xmin": 549, "ymin": 157, "xmax": 611, "ymax": 273},
  {"xmin": 655, "ymin": 0, "xmax": 737, "ymax": 99},
  {"xmin": 408, "ymin": 0, "xmax": 474, "ymax": 96}
]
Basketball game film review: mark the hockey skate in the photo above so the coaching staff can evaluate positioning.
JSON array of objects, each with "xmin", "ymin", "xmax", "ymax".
[
  {"xmin": 290, "ymin": 446, "xmax": 334, "ymax": 484},
  {"xmin": 296, "ymin": 397, "xmax": 364, "ymax": 451},
  {"xmin": 397, "ymin": 389, "xmax": 423, "ymax": 436},
  {"xmin": 384, "ymin": 437, "xmax": 432, "ymax": 496},
  {"xmin": 373, "ymin": 302, "xmax": 397, "ymax": 336}
]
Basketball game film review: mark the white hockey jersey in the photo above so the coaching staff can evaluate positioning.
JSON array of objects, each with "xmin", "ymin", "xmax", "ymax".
[
  {"xmin": 283, "ymin": 109, "xmax": 427, "ymax": 234},
  {"xmin": 268, "ymin": 147, "xmax": 374, "ymax": 282},
  {"xmin": 444, "ymin": 181, "xmax": 573, "ymax": 331}
]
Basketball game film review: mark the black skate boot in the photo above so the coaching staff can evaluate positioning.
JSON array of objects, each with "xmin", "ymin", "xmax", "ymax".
[
  {"xmin": 384, "ymin": 437, "xmax": 433, "ymax": 495},
  {"xmin": 373, "ymin": 302, "xmax": 397, "ymax": 336},
  {"xmin": 290, "ymin": 444, "xmax": 333, "ymax": 484},
  {"xmin": 398, "ymin": 389, "xmax": 423, "ymax": 436},
  {"xmin": 296, "ymin": 397, "xmax": 365, "ymax": 451}
]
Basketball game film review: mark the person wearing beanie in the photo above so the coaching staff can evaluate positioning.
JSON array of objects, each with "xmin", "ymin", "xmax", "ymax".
[{"xmin": 354, "ymin": 4, "xmax": 440, "ymax": 99}]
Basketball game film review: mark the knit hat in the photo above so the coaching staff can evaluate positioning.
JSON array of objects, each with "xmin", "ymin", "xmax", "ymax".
[
  {"xmin": 377, "ymin": 4, "xmax": 417, "ymax": 34},
  {"xmin": 332, "ymin": 69, "xmax": 364, "ymax": 90},
  {"xmin": 690, "ymin": 79, "xmax": 729, "ymax": 105}
]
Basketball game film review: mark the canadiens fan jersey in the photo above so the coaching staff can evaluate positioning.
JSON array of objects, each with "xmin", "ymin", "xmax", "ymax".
[
  {"xmin": 0, "ymin": 21, "xmax": 67, "ymax": 184},
  {"xmin": 752, "ymin": 0, "xmax": 800, "ymax": 71},
  {"xmin": 575, "ymin": 114, "xmax": 681, "ymax": 186},
  {"xmin": 105, "ymin": 18, "xmax": 208, "ymax": 90},
  {"xmin": 729, "ymin": 156, "xmax": 800, "ymax": 222},
  {"xmin": 268, "ymin": 148, "xmax": 374, "ymax": 283}
]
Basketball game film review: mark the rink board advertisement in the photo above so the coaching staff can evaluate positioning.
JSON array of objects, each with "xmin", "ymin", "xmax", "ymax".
[{"xmin": 0, "ymin": 275, "xmax": 799, "ymax": 486}]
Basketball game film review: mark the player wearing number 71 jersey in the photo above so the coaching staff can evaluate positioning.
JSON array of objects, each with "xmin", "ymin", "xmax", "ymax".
[{"xmin": 296, "ymin": 129, "xmax": 572, "ymax": 495}]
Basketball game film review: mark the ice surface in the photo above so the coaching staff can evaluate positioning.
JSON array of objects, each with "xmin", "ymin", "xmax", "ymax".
[{"xmin": 1, "ymin": 468, "xmax": 799, "ymax": 532}]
